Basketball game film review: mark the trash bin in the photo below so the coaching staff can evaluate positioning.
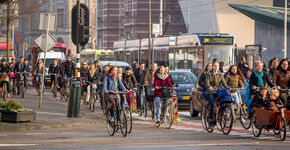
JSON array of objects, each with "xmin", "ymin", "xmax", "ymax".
[{"xmin": 67, "ymin": 81, "xmax": 81, "ymax": 117}]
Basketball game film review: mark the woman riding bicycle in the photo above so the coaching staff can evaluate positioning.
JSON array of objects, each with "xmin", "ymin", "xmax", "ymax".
[
  {"xmin": 153, "ymin": 66, "xmax": 174, "ymax": 124},
  {"xmin": 248, "ymin": 61, "xmax": 274, "ymax": 117},
  {"xmin": 273, "ymin": 58, "xmax": 290, "ymax": 108},
  {"xmin": 34, "ymin": 61, "xmax": 45, "ymax": 94},
  {"xmin": 268, "ymin": 59, "xmax": 279, "ymax": 81},
  {"xmin": 48, "ymin": 59, "xmax": 60, "ymax": 93},
  {"xmin": 0, "ymin": 58, "xmax": 12, "ymax": 97},
  {"xmin": 103, "ymin": 66, "xmax": 128, "ymax": 123},
  {"xmin": 86, "ymin": 64, "xmax": 98, "ymax": 92},
  {"xmin": 198, "ymin": 63, "xmax": 212, "ymax": 98},
  {"xmin": 224, "ymin": 65, "xmax": 244, "ymax": 108},
  {"xmin": 205, "ymin": 61, "xmax": 229, "ymax": 124}
]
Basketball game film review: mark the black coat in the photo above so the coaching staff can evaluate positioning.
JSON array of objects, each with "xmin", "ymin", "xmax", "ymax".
[
  {"xmin": 238, "ymin": 62, "xmax": 249, "ymax": 77},
  {"xmin": 253, "ymin": 93, "xmax": 268, "ymax": 108},
  {"xmin": 48, "ymin": 64, "xmax": 60, "ymax": 74},
  {"xmin": 249, "ymin": 71, "xmax": 274, "ymax": 95},
  {"xmin": 122, "ymin": 73, "xmax": 137, "ymax": 89},
  {"xmin": 134, "ymin": 68, "xmax": 147, "ymax": 85},
  {"xmin": 86, "ymin": 71, "xmax": 98, "ymax": 83},
  {"xmin": 61, "ymin": 61, "xmax": 75, "ymax": 77},
  {"xmin": 14, "ymin": 62, "xmax": 29, "ymax": 73}
]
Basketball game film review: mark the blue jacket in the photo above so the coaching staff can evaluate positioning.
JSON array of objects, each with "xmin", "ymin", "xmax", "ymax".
[{"xmin": 103, "ymin": 75, "xmax": 126, "ymax": 93}]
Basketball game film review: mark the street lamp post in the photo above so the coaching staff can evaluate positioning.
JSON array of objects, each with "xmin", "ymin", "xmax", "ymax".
[{"xmin": 284, "ymin": 0, "xmax": 288, "ymax": 58}]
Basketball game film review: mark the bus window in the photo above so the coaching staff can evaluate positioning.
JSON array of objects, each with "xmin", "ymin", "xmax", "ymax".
[{"xmin": 98, "ymin": 54, "xmax": 114, "ymax": 61}]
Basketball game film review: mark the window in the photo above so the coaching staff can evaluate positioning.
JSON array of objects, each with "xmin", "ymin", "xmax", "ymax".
[{"xmin": 57, "ymin": 9, "xmax": 65, "ymax": 28}]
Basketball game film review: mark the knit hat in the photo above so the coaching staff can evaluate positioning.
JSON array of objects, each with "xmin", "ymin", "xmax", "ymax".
[{"xmin": 1, "ymin": 58, "xmax": 6, "ymax": 62}]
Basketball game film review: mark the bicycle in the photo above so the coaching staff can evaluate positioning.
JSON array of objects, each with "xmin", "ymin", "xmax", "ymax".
[
  {"xmin": 16, "ymin": 72, "xmax": 28, "ymax": 98},
  {"xmin": 105, "ymin": 91, "xmax": 128, "ymax": 137},
  {"xmin": 50, "ymin": 73, "xmax": 58, "ymax": 99},
  {"xmin": 146, "ymin": 85, "xmax": 155, "ymax": 120},
  {"xmin": 82, "ymin": 80, "xmax": 98, "ymax": 112},
  {"xmin": 35, "ymin": 73, "xmax": 44, "ymax": 96},
  {"xmin": 0, "ymin": 72, "xmax": 10, "ymax": 101},
  {"xmin": 60, "ymin": 76, "xmax": 73, "ymax": 102},
  {"xmin": 120, "ymin": 89, "xmax": 134, "ymax": 134},
  {"xmin": 154, "ymin": 87, "xmax": 174, "ymax": 129},
  {"xmin": 201, "ymin": 88, "xmax": 234, "ymax": 135},
  {"xmin": 10, "ymin": 73, "xmax": 17, "ymax": 95},
  {"xmin": 137, "ymin": 83, "xmax": 146, "ymax": 117},
  {"xmin": 230, "ymin": 88, "xmax": 252, "ymax": 130}
]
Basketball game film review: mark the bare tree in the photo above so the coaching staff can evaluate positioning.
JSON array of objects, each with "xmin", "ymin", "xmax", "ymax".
[{"xmin": 0, "ymin": 0, "xmax": 40, "ymax": 62}]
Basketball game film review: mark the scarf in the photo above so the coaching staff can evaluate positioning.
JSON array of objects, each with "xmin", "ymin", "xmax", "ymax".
[
  {"xmin": 254, "ymin": 70, "xmax": 264, "ymax": 87},
  {"xmin": 157, "ymin": 73, "xmax": 168, "ymax": 80},
  {"xmin": 109, "ymin": 73, "xmax": 117, "ymax": 79}
]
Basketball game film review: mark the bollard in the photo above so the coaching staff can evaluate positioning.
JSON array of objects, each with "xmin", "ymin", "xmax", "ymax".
[
  {"xmin": 67, "ymin": 81, "xmax": 81, "ymax": 117},
  {"xmin": 173, "ymin": 97, "xmax": 182, "ymax": 124}
]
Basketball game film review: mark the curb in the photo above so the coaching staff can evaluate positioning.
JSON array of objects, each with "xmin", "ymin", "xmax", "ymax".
[{"xmin": 0, "ymin": 118, "xmax": 105, "ymax": 132}]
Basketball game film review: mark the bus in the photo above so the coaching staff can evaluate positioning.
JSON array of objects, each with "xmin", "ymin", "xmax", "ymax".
[
  {"xmin": 0, "ymin": 42, "xmax": 15, "ymax": 61},
  {"xmin": 32, "ymin": 43, "xmax": 70, "ymax": 67},
  {"xmin": 114, "ymin": 33, "xmax": 236, "ymax": 76},
  {"xmin": 80, "ymin": 49, "xmax": 114, "ymax": 65}
]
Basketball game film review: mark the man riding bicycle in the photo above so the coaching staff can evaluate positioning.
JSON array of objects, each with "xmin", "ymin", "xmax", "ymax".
[
  {"xmin": 61, "ymin": 55, "xmax": 75, "ymax": 88},
  {"xmin": 103, "ymin": 66, "xmax": 128, "ymax": 123},
  {"xmin": 14, "ymin": 56, "xmax": 29, "ymax": 95},
  {"xmin": 122, "ymin": 67, "xmax": 138, "ymax": 109},
  {"xmin": 134, "ymin": 62, "xmax": 147, "ymax": 111},
  {"xmin": 205, "ymin": 61, "xmax": 229, "ymax": 124}
]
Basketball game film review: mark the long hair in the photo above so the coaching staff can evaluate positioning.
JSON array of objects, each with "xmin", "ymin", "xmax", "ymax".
[
  {"xmin": 154, "ymin": 66, "xmax": 165, "ymax": 77},
  {"xmin": 108, "ymin": 66, "xmax": 118, "ymax": 75},
  {"xmin": 203, "ymin": 63, "xmax": 212, "ymax": 74},
  {"xmin": 224, "ymin": 65, "xmax": 244, "ymax": 80},
  {"xmin": 277, "ymin": 58, "xmax": 289, "ymax": 71}
]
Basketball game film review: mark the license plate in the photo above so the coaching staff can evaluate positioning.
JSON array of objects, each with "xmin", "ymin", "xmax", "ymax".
[
  {"xmin": 47, "ymin": 79, "xmax": 51, "ymax": 82},
  {"xmin": 182, "ymin": 96, "xmax": 190, "ymax": 100}
]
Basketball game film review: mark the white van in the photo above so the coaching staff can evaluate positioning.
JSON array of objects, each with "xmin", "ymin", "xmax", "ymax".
[{"xmin": 37, "ymin": 51, "xmax": 66, "ymax": 71}]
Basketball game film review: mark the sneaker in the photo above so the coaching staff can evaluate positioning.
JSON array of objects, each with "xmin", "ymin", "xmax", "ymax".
[{"xmin": 110, "ymin": 117, "xmax": 115, "ymax": 124}]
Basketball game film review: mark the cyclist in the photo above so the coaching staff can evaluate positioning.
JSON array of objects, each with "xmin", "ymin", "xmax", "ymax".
[
  {"xmin": 99, "ymin": 65, "xmax": 110, "ymax": 109},
  {"xmin": 145, "ymin": 63, "xmax": 157, "ymax": 86},
  {"xmin": 238, "ymin": 56, "xmax": 250, "ymax": 79},
  {"xmin": 224, "ymin": 65, "xmax": 244, "ymax": 108},
  {"xmin": 9, "ymin": 58, "xmax": 16, "ymax": 70},
  {"xmin": 48, "ymin": 59, "xmax": 60, "ymax": 93},
  {"xmin": 164, "ymin": 65, "xmax": 175, "ymax": 85},
  {"xmin": 273, "ymin": 58, "xmax": 290, "ymax": 108},
  {"xmin": 198, "ymin": 63, "xmax": 213, "ymax": 98},
  {"xmin": 9, "ymin": 58, "xmax": 16, "ymax": 94},
  {"xmin": 248, "ymin": 61, "xmax": 274, "ymax": 117},
  {"xmin": 94, "ymin": 60, "xmax": 102, "ymax": 74},
  {"xmin": 24, "ymin": 59, "xmax": 30, "ymax": 73},
  {"xmin": 34, "ymin": 61, "xmax": 45, "ymax": 95},
  {"xmin": 205, "ymin": 61, "xmax": 229, "ymax": 124},
  {"xmin": 268, "ymin": 59, "xmax": 279, "ymax": 80},
  {"xmin": 61, "ymin": 55, "xmax": 75, "ymax": 88},
  {"xmin": 14, "ymin": 56, "xmax": 29, "ymax": 95},
  {"xmin": 84, "ymin": 64, "xmax": 98, "ymax": 104},
  {"xmin": 0, "ymin": 58, "xmax": 12, "ymax": 97},
  {"xmin": 122, "ymin": 67, "xmax": 138, "ymax": 109},
  {"xmin": 153, "ymin": 66, "xmax": 174, "ymax": 123},
  {"xmin": 103, "ymin": 66, "xmax": 128, "ymax": 123},
  {"xmin": 134, "ymin": 61, "xmax": 147, "ymax": 111},
  {"xmin": 80, "ymin": 62, "xmax": 89, "ymax": 78}
]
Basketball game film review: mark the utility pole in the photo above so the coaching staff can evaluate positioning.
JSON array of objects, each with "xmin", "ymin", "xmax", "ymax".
[
  {"xmin": 149, "ymin": 0, "xmax": 152, "ymax": 65},
  {"xmin": 159, "ymin": 0, "xmax": 163, "ymax": 36},
  {"xmin": 284, "ymin": 0, "xmax": 288, "ymax": 58},
  {"xmin": 6, "ymin": 1, "xmax": 10, "ymax": 62}
]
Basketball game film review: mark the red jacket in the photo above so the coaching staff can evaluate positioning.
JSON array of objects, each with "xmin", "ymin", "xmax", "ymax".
[{"xmin": 153, "ymin": 74, "xmax": 173, "ymax": 98}]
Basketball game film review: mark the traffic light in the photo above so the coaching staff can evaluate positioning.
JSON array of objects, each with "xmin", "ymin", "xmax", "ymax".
[{"xmin": 71, "ymin": 3, "xmax": 90, "ymax": 46}]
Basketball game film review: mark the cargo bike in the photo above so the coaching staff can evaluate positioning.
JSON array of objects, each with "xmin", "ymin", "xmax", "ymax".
[{"xmin": 251, "ymin": 107, "xmax": 290, "ymax": 141}]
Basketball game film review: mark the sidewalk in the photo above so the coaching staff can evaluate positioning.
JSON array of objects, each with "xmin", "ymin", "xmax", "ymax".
[{"xmin": 0, "ymin": 87, "xmax": 105, "ymax": 132}]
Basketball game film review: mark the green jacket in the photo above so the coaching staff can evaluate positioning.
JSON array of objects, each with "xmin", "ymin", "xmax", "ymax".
[
  {"xmin": 206, "ymin": 71, "xmax": 229, "ymax": 93},
  {"xmin": 224, "ymin": 74, "xmax": 244, "ymax": 93}
]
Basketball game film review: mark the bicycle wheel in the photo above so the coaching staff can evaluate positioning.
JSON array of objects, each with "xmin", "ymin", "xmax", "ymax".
[
  {"xmin": 106, "ymin": 109, "xmax": 115, "ymax": 136},
  {"xmin": 125, "ymin": 107, "xmax": 132, "ymax": 134},
  {"xmin": 90, "ymin": 93, "xmax": 96, "ymax": 112},
  {"xmin": 202, "ymin": 102, "xmax": 214, "ymax": 133},
  {"xmin": 139, "ymin": 94, "xmax": 144, "ymax": 117},
  {"xmin": 280, "ymin": 118, "xmax": 287, "ymax": 141},
  {"xmin": 150, "ymin": 100, "xmax": 155, "ymax": 120},
  {"xmin": 119, "ymin": 109, "xmax": 128, "ymax": 137},
  {"xmin": 2, "ymin": 83, "xmax": 7, "ymax": 101},
  {"xmin": 164, "ymin": 103, "xmax": 173, "ymax": 129},
  {"xmin": 240, "ymin": 103, "xmax": 252, "ymax": 130},
  {"xmin": 251, "ymin": 112, "xmax": 262, "ymax": 137},
  {"xmin": 273, "ymin": 128, "xmax": 280, "ymax": 135},
  {"xmin": 20, "ymin": 83, "xmax": 24, "ymax": 98},
  {"xmin": 220, "ymin": 104, "xmax": 234, "ymax": 135}
]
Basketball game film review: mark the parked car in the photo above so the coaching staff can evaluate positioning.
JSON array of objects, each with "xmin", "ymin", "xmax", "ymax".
[
  {"xmin": 170, "ymin": 71, "xmax": 197, "ymax": 110},
  {"xmin": 98, "ymin": 61, "xmax": 130, "ymax": 72},
  {"xmin": 189, "ymin": 77, "xmax": 249, "ymax": 117}
]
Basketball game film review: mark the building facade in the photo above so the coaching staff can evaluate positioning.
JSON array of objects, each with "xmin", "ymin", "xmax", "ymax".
[{"xmin": 97, "ymin": 0, "xmax": 187, "ymax": 50}]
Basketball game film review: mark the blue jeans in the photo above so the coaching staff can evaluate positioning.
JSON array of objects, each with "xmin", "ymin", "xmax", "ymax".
[
  {"xmin": 232, "ymin": 92, "xmax": 239, "ymax": 108},
  {"xmin": 154, "ymin": 97, "xmax": 162, "ymax": 120},
  {"xmin": 207, "ymin": 93, "xmax": 217, "ymax": 119}
]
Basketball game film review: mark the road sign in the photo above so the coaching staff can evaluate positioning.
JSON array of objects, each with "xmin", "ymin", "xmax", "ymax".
[
  {"xmin": 169, "ymin": 37, "xmax": 176, "ymax": 46},
  {"xmin": 245, "ymin": 45, "xmax": 261, "ymax": 55},
  {"xmin": 39, "ymin": 13, "xmax": 56, "ymax": 31},
  {"xmin": 152, "ymin": 24, "xmax": 160, "ymax": 36},
  {"xmin": 35, "ymin": 32, "xmax": 57, "ymax": 52}
]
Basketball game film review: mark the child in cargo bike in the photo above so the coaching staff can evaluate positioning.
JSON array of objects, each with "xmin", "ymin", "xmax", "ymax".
[{"xmin": 267, "ymin": 90, "xmax": 285, "ymax": 112}]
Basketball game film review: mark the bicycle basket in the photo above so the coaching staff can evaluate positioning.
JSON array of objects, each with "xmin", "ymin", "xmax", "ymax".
[
  {"xmin": 162, "ymin": 87, "xmax": 173, "ymax": 98},
  {"xmin": 217, "ymin": 89, "xmax": 233, "ymax": 102},
  {"xmin": 147, "ymin": 85, "xmax": 155, "ymax": 96}
]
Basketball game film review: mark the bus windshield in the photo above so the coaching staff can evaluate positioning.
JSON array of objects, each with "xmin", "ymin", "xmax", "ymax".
[
  {"xmin": 207, "ymin": 45, "xmax": 234, "ymax": 69},
  {"xmin": 0, "ymin": 50, "xmax": 14, "ymax": 57},
  {"xmin": 51, "ymin": 47, "xmax": 66, "ymax": 54},
  {"xmin": 40, "ymin": 59, "xmax": 55, "ymax": 69},
  {"xmin": 98, "ymin": 54, "xmax": 114, "ymax": 61}
]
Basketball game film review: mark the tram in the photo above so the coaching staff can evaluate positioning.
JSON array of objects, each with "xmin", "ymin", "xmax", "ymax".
[{"xmin": 114, "ymin": 33, "xmax": 236, "ymax": 76}]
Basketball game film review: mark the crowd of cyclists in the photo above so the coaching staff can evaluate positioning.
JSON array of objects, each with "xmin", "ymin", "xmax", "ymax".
[{"xmin": 0, "ymin": 54, "xmax": 289, "ymax": 137}]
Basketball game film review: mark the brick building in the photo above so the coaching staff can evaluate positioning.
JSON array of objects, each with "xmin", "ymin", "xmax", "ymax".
[{"xmin": 97, "ymin": 0, "xmax": 187, "ymax": 50}]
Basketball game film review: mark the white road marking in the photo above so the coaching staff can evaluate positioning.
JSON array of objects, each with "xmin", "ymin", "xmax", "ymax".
[
  {"xmin": 0, "ymin": 144, "xmax": 38, "ymax": 147},
  {"xmin": 0, "ymin": 134, "xmax": 8, "ymax": 136},
  {"xmin": 36, "ymin": 111, "xmax": 66, "ymax": 116}
]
